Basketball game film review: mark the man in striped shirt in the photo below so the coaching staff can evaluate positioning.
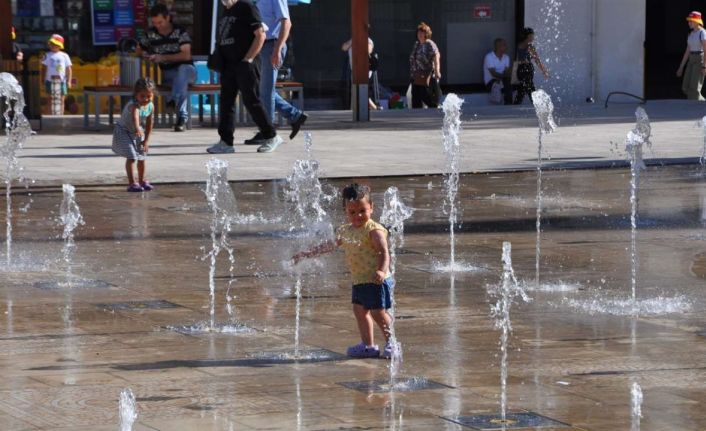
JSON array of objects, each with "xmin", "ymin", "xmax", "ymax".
[{"xmin": 138, "ymin": 3, "xmax": 196, "ymax": 132}]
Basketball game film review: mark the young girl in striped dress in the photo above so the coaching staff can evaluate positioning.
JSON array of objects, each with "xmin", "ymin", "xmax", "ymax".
[{"xmin": 112, "ymin": 78, "xmax": 156, "ymax": 192}]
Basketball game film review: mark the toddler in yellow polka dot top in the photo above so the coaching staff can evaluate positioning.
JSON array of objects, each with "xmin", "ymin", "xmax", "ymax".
[{"xmin": 293, "ymin": 183, "xmax": 397, "ymax": 359}]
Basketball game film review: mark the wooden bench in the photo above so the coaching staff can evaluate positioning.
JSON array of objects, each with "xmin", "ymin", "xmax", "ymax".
[
  {"xmin": 82, "ymin": 83, "xmax": 218, "ymax": 131},
  {"xmin": 83, "ymin": 85, "xmax": 134, "ymax": 130},
  {"xmin": 83, "ymin": 81, "xmax": 303, "ymax": 130}
]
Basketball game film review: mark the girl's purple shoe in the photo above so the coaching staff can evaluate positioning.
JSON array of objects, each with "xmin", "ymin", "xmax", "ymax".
[
  {"xmin": 140, "ymin": 181, "xmax": 154, "ymax": 191},
  {"xmin": 127, "ymin": 183, "xmax": 143, "ymax": 192},
  {"xmin": 346, "ymin": 342, "xmax": 380, "ymax": 358}
]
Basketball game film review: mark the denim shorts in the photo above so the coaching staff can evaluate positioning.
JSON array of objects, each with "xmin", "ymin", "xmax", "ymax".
[{"xmin": 351, "ymin": 277, "xmax": 394, "ymax": 310}]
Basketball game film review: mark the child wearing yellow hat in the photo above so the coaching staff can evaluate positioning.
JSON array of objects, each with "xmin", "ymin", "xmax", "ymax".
[
  {"xmin": 11, "ymin": 27, "xmax": 23, "ymax": 61},
  {"xmin": 41, "ymin": 34, "xmax": 72, "ymax": 114},
  {"xmin": 677, "ymin": 12, "xmax": 706, "ymax": 100}
]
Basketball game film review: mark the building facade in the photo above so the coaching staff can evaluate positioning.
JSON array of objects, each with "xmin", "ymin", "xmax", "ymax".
[{"xmin": 3, "ymin": 0, "xmax": 702, "ymax": 108}]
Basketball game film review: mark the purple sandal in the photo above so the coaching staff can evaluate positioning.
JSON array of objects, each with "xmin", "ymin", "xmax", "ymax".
[
  {"xmin": 127, "ymin": 183, "xmax": 144, "ymax": 192},
  {"xmin": 140, "ymin": 181, "xmax": 154, "ymax": 191},
  {"xmin": 346, "ymin": 342, "xmax": 380, "ymax": 358}
]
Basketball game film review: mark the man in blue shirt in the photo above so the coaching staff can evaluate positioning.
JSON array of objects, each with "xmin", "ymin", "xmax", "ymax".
[{"xmin": 245, "ymin": 0, "xmax": 307, "ymax": 147}]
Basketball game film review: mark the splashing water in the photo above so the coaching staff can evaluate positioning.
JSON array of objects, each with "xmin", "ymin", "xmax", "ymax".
[
  {"xmin": 204, "ymin": 159, "xmax": 237, "ymax": 331},
  {"xmin": 58, "ymin": 184, "xmax": 84, "ymax": 287},
  {"xmin": 561, "ymin": 295, "xmax": 691, "ymax": 316},
  {"xmin": 119, "ymin": 388, "xmax": 137, "ymax": 431},
  {"xmin": 380, "ymin": 186, "xmax": 414, "ymax": 381},
  {"xmin": 631, "ymin": 382, "xmax": 643, "ymax": 431},
  {"xmin": 489, "ymin": 242, "xmax": 531, "ymax": 425},
  {"xmin": 531, "ymin": 90, "xmax": 557, "ymax": 288},
  {"xmin": 0, "ymin": 73, "xmax": 32, "ymax": 268},
  {"xmin": 625, "ymin": 107, "xmax": 651, "ymax": 314},
  {"xmin": 285, "ymin": 146, "xmax": 334, "ymax": 229},
  {"xmin": 439, "ymin": 94, "xmax": 464, "ymax": 271}
]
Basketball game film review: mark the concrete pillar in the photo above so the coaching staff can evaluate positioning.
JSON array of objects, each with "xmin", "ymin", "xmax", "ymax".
[{"xmin": 351, "ymin": 0, "xmax": 369, "ymax": 122}]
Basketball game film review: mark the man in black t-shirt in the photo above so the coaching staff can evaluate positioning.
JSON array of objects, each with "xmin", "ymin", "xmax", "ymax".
[
  {"xmin": 138, "ymin": 4, "xmax": 196, "ymax": 132},
  {"xmin": 206, "ymin": 0, "xmax": 282, "ymax": 154}
]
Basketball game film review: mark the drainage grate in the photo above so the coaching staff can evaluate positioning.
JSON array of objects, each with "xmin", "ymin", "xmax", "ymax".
[
  {"xmin": 167, "ymin": 322, "xmax": 256, "ymax": 335},
  {"xmin": 338, "ymin": 377, "xmax": 453, "ymax": 393},
  {"xmin": 442, "ymin": 412, "xmax": 571, "ymax": 430},
  {"xmin": 34, "ymin": 279, "xmax": 115, "ymax": 290},
  {"xmin": 247, "ymin": 349, "xmax": 344, "ymax": 362},
  {"xmin": 96, "ymin": 300, "xmax": 182, "ymax": 311}
]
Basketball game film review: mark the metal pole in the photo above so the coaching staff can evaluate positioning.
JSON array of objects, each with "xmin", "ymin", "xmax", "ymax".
[
  {"xmin": 211, "ymin": 0, "xmax": 219, "ymax": 53},
  {"xmin": 351, "ymin": 0, "xmax": 369, "ymax": 122}
]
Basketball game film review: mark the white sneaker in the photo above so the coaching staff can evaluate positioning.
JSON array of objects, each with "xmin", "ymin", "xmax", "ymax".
[
  {"xmin": 206, "ymin": 141, "xmax": 235, "ymax": 154},
  {"xmin": 257, "ymin": 135, "xmax": 284, "ymax": 153}
]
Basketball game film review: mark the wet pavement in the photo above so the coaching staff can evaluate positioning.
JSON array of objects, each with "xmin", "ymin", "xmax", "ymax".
[{"xmin": 1, "ymin": 165, "xmax": 705, "ymax": 430}]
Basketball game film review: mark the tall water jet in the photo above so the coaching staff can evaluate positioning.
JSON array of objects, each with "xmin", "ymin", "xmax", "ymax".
[
  {"xmin": 286, "ymin": 132, "xmax": 334, "ymax": 356},
  {"xmin": 0, "ymin": 73, "xmax": 32, "ymax": 267},
  {"xmin": 531, "ymin": 90, "xmax": 557, "ymax": 288},
  {"xmin": 699, "ymin": 116, "xmax": 706, "ymax": 177},
  {"xmin": 205, "ymin": 158, "xmax": 237, "ymax": 331},
  {"xmin": 119, "ymin": 388, "xmax": 137, "ymax": 431},
  {"xmin": 58, "ymin": 184, "xmax": 84, "ymax": 287},
  {"xmin": 489, "ymin": 242, "xmax": 530, "ymax": 425},
  {"xmin": 293, "ymin": 277, "xmax": 302, "ymax": 357},
  {"xmin": 534, "ymin": 0, "xmax": 570, "ymax": 102},
  {"xmin": 440, "ymin": 93, "xmax": 464, "ymax": 270},
  {"xmin": 380, "ymin": 186, "xmax": 414, "ymax": 380},
  {"xmin": 625, "ymin": 107, "xmax": 651, "ymax": 314},
  {"xmin": 631, "ymin": 382, "xmax": 643, "ymax": 431}
]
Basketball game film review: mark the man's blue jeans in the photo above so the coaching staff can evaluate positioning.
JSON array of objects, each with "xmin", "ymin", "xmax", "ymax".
[
  {"xmin": 161, "ymin": 63, "xmax": 197, "ymax": 122},
  {"xmin": 260, "ymin": 41, "xmax": 302, "ymax": 123}
]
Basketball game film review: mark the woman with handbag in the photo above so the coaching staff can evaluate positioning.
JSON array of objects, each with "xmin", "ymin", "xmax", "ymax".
[
  {"xmin": 676, "ymin": 11, "xmax": 706, "ymax": 101},
  {"xmin": 513, "ymin": 27, "xmax": 549, "ymax": 105},
  {"xmin": 409, "ymin": 22, "xmax": 441, "ymax": 109}
]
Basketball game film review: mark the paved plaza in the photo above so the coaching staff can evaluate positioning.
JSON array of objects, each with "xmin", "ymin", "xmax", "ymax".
[
  {"xmin": 24, "ymin": 99, "xmax": 706, "ymax": 185},
  {"xmin": 1, "ymin": 101, "xmax": 706, "ymax": 430}
]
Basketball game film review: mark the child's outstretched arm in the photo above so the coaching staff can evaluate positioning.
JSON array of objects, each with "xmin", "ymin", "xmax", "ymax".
[
  {"xmin": 370, "ymin": 229, "xmax": 390, "ymax": 284},
  {"xmin": 143, "ymin": 112, "xmax": 153, "ymax": 153},
  {"xmin": 292, "ymin": 239, "xmax": 340, "ymax": 264}
]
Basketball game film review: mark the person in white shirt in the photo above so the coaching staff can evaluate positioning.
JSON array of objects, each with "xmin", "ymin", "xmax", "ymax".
[
  {"xmin": 483, "ymin": 38, "xmax": 512, "ymax": 105},
  {"xmin": 342, "ymin": 37, "xmax": 379, "ymax": 109}
]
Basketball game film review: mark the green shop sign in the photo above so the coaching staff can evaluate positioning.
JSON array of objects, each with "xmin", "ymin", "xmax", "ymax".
[{"xmin": 94, "ymin": 0, "xmax": 114, "ymax": 10}]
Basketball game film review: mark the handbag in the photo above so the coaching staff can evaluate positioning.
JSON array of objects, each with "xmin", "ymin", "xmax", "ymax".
[
  {"xmin": 207, "ymin": 46, "xmax": 224, "ymax": 73},
  {"xmin": 429, "ymin": 75, "xmax": 442, "ymax": 106},
  {"xmin": 489, "ymin": 80, "xmax": 504, "ymax": 104},
  {"xmin": 413, "ymin": 73, "xmax": 431, "ymax": 86}
]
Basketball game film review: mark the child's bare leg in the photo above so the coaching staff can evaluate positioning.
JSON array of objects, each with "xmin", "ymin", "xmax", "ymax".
[
  {"xmin": 137, "ymin": 160, "xmax": 146, "ymax": 183},
  {"xmin": 353, "ymin": 304, "xmax": 375, "ymax": 346},
  {"xmin": 125, "ymin": 159, "xmax": 135, "ymax": 184},
  {"xmin": 370, "ymin": 309, "xmax": 392, "ymax": 343}
]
